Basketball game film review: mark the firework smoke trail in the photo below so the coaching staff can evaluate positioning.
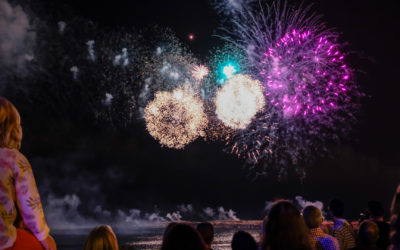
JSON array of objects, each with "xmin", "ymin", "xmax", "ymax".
[
  {"xmin": 144, "ymin": 87, "xmax": 207, "ymax": 149},
  {"xmin": 86, "ymin": 40, "xmax": 95, "ymax": 61},
  {"xmin": 215, "ymin": 74, "xmax": 265, "ymax": 130},
  {"xmin": 70, "ymin": 66, "xmax": 78, "ymax": 80},
  {"xmin": 213, "ymin": 0, "xmax": 363, "ymax": 174},
  {"xmin": 192, "ymin": 65, "xmax": 209, "ymax": 80}
]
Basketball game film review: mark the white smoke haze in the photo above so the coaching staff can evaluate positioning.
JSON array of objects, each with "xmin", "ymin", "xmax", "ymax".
[
  {"xmin": 166, "ymin": 212, "xmax": 182, "ymax": 222},
  {"xmin": 138, "ymin": 79, "xmax": 151, "ymax": 118},
  {"xmin": 203, "ymin": 207, "xmax": 215, "ymax": 217},
  {"xmin": 177, "ymin": 204, "xmax": 194, "ymax": 214},
  {"xmin": 58, "ymin": 21, "xmax": 66, "ymax": 34},
  {"xmin": 86, "ymin": 40, "xmax": 95, "ymax": 61},
  {"xmin": 295, "ymin": 196, "xmax": 325, "ymax": 217},
  {"xmin": 123, "ymin": 58, "xmax": 129, "ymax": 66},
  {"xmin": 103, "ymin": 93, "xmax": 113, "ymax": 106},
  {"xmin": 217, "ymin": 207, "xmax": 239, "ymax": 221},
  {"xmin": 0, "ymin": 0, "xmax": 36, "ymax": 68},
  {"xmin": 121, "ymin": 48, "xmax": 127, "ymax": 59},
  {"xmin": 43, "ymin": 194, "xmax": 241, "ymax": 231},
  {"xmin": 202, "ymin": 207, "xmax": 239, "ymax": 221},
  {"xmin": 70, "ymin": 66, "xmax": 78, "ymax": 80},
  {"xmin": 263, "ymin": 196, "xmax": 325, "ymax": 218},
  {"xmin": 113, "ymin": 55, "xmax": 121, "ymax": 65}
]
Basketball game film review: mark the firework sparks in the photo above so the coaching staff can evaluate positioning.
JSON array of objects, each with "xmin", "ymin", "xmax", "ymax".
[
  {"xmin": 213, "ymin": 0, "xmax": 364, "ymax": 174},
  {"xmin": 223, "ymin": 64, "xmax": 236, "ymax": 79},
  {"xmin": 144, "ymin": 87, "xmax": 208, "ymax": 149},
  {"xmin": 215, "ymin": 74, "xmax": 265, "ymax": 130},
  {"xmin": 192, "ymin": 65, "xmax": 209, "ymax": 80}
]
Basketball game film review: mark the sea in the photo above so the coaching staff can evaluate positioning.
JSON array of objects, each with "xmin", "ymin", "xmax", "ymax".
[{"xmin": 52, "ymin": 221, "xmax": 263, "ymax": 250}]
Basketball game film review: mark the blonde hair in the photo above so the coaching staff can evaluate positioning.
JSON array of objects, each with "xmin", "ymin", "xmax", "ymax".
[
  {"xmin": 0, "ymin": 97, "xmax": 22, "ymax": 149},
  {"xmin": 84, "ymin": 225, "xmax": 119, "ymax": 250}
]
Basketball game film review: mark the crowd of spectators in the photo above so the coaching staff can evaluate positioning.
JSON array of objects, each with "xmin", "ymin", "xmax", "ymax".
[{"xmin": 89, "ymin": 186, "xmax": 400, "ymax": 250}]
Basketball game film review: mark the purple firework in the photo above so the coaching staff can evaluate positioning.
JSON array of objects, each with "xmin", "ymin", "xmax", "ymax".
[
  {"xmin": 215, "ymin": 0, "xmax": 364, "ymax": 175},
  {"xmin": 261, "ymin": 30, "xmax": 350, "ymax": 118}
]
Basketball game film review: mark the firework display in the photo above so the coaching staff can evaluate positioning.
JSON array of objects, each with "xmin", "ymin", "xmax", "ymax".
[
  {"xmin": 144, "ymin": 87, "xmax": 208, "ymax": 149},
  {"xmin": 223, "ymin": 65, "xmax": 236, "ymax": 79},
  {"xmin": 192, "ymin": 65, "xmax": 209, "ymax": 80},
  {"xmin": 211, "ymin": 0, "xmax": 363, "ymax": 172},
  {"xmin": 215, "ymin": 74, "xmax": 265, "ymax": 130},
  {"xmin": 0, "ymin": 0, "xmax": 364, "ymax": 176}
]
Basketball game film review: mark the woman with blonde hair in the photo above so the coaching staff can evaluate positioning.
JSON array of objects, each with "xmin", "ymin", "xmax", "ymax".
[
  {"xmin": 84, "ymin": 225, "xmax": 119, "ymax": 250},
  {"xmin": 0, "ymin": 97, "xmax": 57, "ymax": 250}
]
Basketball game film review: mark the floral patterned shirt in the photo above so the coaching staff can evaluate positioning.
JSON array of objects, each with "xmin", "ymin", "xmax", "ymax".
[{"xmin": 0, "ymin": 148, "xmax": 49, "ymax": 249}]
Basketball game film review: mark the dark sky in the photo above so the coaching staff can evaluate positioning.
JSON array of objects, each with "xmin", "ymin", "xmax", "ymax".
[{"xmin": 28, "ymin": 0, "xmax": 400, "ymax": 221}]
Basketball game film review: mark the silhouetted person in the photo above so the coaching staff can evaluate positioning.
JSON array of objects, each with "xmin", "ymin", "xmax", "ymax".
[
  {"xmin": 163, "ymin": 222, "xmax": 178, "ymax": 241},
  {"xmin": 231, "ymin": 231, "xmax": 258, "ymax": 250},
  {"xmin": 84, "ymin": 225, "xmax": 119, "ymax": 250},
  {"xmin": 329, "ymin": 199, "xmax": 356, "ymax": 250},
  {"xmin": 161, "ymin": 223, "xmax": 207, "ymax": 250},
  {"xmin": 389, "ymin": 184, "xmax": 400, "ymax": 250},
  {"xmin": 260, "ymin": 200, "xmax": 313, "ymax": 250},
  {"xmin": 350, "ymin": 220, "xmax": 380, "ymax": 250},
  {"xmin": 303, "ymin": 205, "xmax": 340, "ymax": 250},
  {"xmin": 359, "ymin": 208, "xmax": 371, "ymax": 226},
  {"xmin": 119, "ymin": 244, "xmax": 135, "ymax": 250},
  {"xmin": 196, "ymin": 222, "xmax": 214, "ymax": 250},
  {"xmin": 368, "ymin": 201, "xmax": 390, "ymax": 250}
]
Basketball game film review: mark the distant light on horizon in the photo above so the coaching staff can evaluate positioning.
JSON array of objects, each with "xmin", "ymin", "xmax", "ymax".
[{"xmin": 189, "ymin": 35, "xmax": 194, "ymax": 40}]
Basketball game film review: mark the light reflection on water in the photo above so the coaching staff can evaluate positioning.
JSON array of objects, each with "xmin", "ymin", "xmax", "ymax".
[{"xmin": 53, "ymin": 227, "xmax": 261, "ymax": 250}]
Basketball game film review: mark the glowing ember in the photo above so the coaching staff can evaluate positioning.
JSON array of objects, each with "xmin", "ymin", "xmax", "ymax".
[
  {"xmin": 223, "ymin": 64, "xmax": 236, "ymax": 79},
  {"xmin": 144, "ymin": 87, "xmax": 208, "ymax": 149},
  {"xmin": 215, "ymin": 74, "xmax": 265, "ymax": 130}
]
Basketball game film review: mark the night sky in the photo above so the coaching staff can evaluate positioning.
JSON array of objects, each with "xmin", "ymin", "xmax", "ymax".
[{"xmin": 13, "ymin": 0, "xmax": 400, "ymax": 222}]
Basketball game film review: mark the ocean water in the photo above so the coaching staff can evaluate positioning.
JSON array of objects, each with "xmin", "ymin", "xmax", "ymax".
[{"xmin": 53, "ymin": 223, "xmax": 262, "ymax": 250}]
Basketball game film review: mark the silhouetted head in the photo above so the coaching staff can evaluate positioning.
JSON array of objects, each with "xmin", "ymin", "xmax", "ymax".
[
  {"xmin": 368, "ymin": 201, "xmax": 385, "ymax": 219},
  {"xmin": 260, "ymin": 200, "xmax": 312, "ymax": 250},
  {"xmin": 161, "ymin": 223, "xmax": 207, "ymax": 250},
  {"xmin": 329, "ymin": 199, "xmax": 345, "ymax": 218},
  {"xmin": 163, "ymin": 222, "xmax": 178, "ymax": 240},
  {"xmin": 0, "ymin": 97, "xmax": 22, "ymax": 149},
  {"xmin": 231, "ymin": 231, "xmax": 258, "ymax": 250},
  {"xmin": 358, "ymin": 220, "xmax": 379, "ymax": 246},
  {"xmin": 84, "ymin": 225, "xmax": 119, "ymax": 250},
  {"xmin": 303, "ymin": 205, "xmax": 323, "ymax": 229},
  {"xmin": 196, "ymin": 222, "xmax": 214, "ymax": 247},
  {"xmin": 119, "ymin": 244, "xmax": 135, "ymax": 250}
]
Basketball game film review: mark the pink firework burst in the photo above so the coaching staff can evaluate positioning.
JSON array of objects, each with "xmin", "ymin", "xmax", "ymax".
[{"xmin": 192, "ymin": 65, "xmax": 209, "ymax": 80}]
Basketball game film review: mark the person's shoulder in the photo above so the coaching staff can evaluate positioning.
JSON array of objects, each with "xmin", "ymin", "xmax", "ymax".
[
  {"xmin": 6, "ymin": 148, "xmax": 26, "ymax": 161},
  {"xmin": 325, "ymin": 233, "xmax": 340, "ymax": 244},
  {"xmin": 0, "ymin": 147, "xmax": 19, "ymax": 160}
]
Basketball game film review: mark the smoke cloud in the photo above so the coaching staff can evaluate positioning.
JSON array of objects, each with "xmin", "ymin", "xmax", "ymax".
[
  {"xmin": 264, "ymin": 196, "xmax": 325, "ymax": 218},
  {"xmin": 43, "ymin": 194, "xmax": 241, "ymax": 231},
  {"xmin": 0, "ymin": 0, "xmax": 35, "ymax": 69}
]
